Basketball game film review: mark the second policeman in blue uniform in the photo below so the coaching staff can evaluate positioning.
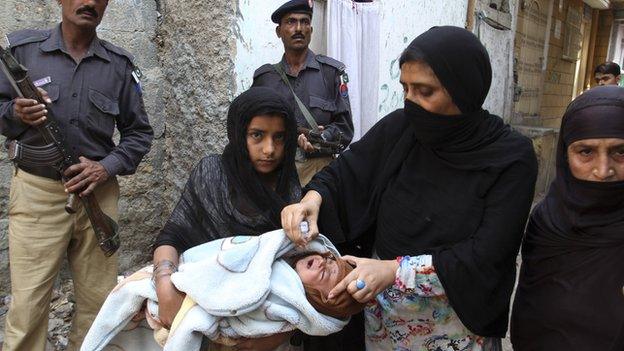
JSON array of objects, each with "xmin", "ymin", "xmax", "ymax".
[{"xmin": 253, "ymin": 0, "xmax": 353, "ymax": 186}]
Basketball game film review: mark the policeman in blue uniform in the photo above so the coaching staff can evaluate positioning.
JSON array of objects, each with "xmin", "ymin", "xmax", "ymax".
[
  {"xmin": 0, "ymin": 0, "xmax": 153, "ymax": 349},
  {"xmin": 253, "ymin": 0, "xmax": 353, "ymax": 186}
]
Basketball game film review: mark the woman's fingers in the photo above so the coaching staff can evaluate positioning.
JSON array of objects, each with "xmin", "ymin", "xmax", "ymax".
[
  {"xmin": 307, "ymin": 212, "xmax": 320, "ymax": 241},
  {"xmin": 341, "ymin": 255, "xmax": 360, "ymax": 266},
  {"xmin": 328, "ymin": 268, "xmax": 357, "ymax": 299},
  {"xmin": 281, "ymin": 205, "xmax": 296, "ymax": 240},
  {"xmin": 281, "ymin": 204, "xmax": 305, "ymax": 246},
  {"xmin": 282, "ymin": 193, "xmax": 323, "ymax": 247},
  {"xmin": 330, "ymin": 257, "xmax": 398, "ymax": 303}
]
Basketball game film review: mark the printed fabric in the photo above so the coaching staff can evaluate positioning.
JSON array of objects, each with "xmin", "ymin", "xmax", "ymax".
[{"xmin": 365, "ymin": 256, "xmax": 484, "ymax": 351}]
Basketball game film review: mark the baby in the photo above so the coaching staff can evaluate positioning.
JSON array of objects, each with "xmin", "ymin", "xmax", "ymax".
[
  {"xmin": 83, "ymin": 231, "xmax": 364, "ymax": 351},
  {"xmin": 290, "ymin": 252, "xmax": 364, "ymax": 319}
]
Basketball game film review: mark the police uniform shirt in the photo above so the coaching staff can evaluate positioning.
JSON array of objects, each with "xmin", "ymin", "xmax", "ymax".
[
  {"xmin": 0, "ymin": 24, "xmax": 153, "ymax": 179},
  {"xmin": 252, "ymin": 50, "xmax": 353, "ymax": 147}
]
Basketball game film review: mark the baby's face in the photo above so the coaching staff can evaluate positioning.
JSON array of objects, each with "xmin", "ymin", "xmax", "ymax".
[{"xmin": 295, "ymin": 254, "xmax": 341, "ymax": 295}]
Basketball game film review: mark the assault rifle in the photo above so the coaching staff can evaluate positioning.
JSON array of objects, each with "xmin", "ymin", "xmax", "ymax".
[
  {"xmin": 0, "ymin": 42, "xmax": 120, "ymax": 256},
  {"xmin": 297, "ymin": 127, "xmax": 345, "ymax": 155}
]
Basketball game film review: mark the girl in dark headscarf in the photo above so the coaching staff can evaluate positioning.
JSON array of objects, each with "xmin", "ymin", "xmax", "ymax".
[
  {"xmin": 152, "ymin": 87, "xmax": 301, "ymax": 349},
  {"xmin": 281, "ymin": 26, "xmax": 538, "ymax": 350},
  {"xmin": 511, "ymin": 85, "xmax": 624, "ymax": 351}
]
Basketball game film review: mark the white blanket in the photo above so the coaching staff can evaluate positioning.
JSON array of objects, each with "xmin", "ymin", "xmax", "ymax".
[{"xmin": 82, "ymin": 230, "xmax": 348, "ymax": 351}]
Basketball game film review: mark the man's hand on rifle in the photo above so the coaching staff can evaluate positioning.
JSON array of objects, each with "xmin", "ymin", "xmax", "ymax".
[
  {"xmin": 63, "ymin": 156, "xmax": 110, "ymax": 197},
  {"xmin": 297, "ymin": 125, "xmax": 324, "ymax": 153},
  {"xmin": 297, "ymin": 134, "xmax": 315, "ymax": 152},
  {"xmin": 13, "ymin": 87, "xmax": 51, "ymax": 126}
]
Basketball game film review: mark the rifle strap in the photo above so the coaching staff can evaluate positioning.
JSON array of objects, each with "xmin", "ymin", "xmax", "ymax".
[{"xmin": 273, "ymin": 63, "xmax": 320, "ymax": 132}]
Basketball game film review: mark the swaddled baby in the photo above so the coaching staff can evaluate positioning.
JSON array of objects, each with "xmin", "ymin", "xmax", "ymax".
[
  {"xmin": 82, "ymin": 231, "xmax": 364, "ymax": 351},
  {"xmin": 290, "ymin": 252, "xmax": 365, "ymax": 319}
]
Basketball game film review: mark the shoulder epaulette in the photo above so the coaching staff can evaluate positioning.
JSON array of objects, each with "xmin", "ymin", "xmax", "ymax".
[
  {"xmin": 253, "ymin": 63, "xmax": 275, "ymax": 79},
  {"xmin": 7, "ymin": 29, "xmax": 51, "ymax": 48},
  {"xmin": 100, "ymin": 39, "xmax": 135, "ymax": 64},
  {"xmin": 315, "ymin": 55, "xmax": 346, "ymax": 72}
]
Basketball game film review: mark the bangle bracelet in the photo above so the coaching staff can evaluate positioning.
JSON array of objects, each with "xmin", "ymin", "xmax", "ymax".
[
  {"xmin": 152, "ymin": 270, "xmax": 175, "ymax": 284},
  {"xmin": 153, "ymin": 271, "xmax": 173, "ymax": 279},
  {"xmin": 153, "ymin": 266, "xmax": 176, "ymax": 274},
  {"xmin": 152, "ymin": 260, "xmax": 178, "ymax": 283},
  {"xmin": 154, "ymin": 259, "xmax": 177, "ymax": 272}
]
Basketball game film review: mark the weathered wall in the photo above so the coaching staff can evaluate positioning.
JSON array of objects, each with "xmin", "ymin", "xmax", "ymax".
[
  {"xmin": 475, "ymin": 0, "xmax": 519, "ymax": 121},
  {"xmin": 157, "ymin": 0, "xmax": 236, "ymax": 209},
  {"xmin": 0, "ymin": 0, "xmax": 236, "ymax": 295},
  {"xmin": 376, "ymin": 0, "xmax": 469, "ymax": 117},
  {"xmin": 235, "ymin": 0, "xmax": 285, "ymax": 94},
  {"xmin": 539, "ymin": 0, "xmax": 584, "ymax": 128}
]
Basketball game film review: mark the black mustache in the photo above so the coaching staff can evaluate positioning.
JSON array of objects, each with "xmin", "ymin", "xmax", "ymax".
[{"xmin": 77, "ymin": 6, "xmax": 98, "ymax": 18}]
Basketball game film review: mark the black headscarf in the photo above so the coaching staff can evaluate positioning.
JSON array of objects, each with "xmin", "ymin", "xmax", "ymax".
[
  {"xmin": 402, "ymin": 25, "xmax": 491, "ymax": 114},
  {"xmin": 511, "ymin": 86, "xmax": 624, "ymax": 350},
  {"xmin": 155, "ymin": 87, "xmax": 300, "ymax": 253},
  {"xmin": 307, "ymin": 26, "xmax": 537, "ymax": 337},
  {"xmin": 222, "ymin": 87, "xmax": 299, "ymax": 226},
  {"xmin": 398, "ymin": 26, "xmax": 519, "ymax": 171}
]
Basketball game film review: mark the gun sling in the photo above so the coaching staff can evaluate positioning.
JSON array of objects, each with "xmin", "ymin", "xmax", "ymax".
[{"xmin": 273, "ymin": 63, "xmax": 320, "ymax": 132}]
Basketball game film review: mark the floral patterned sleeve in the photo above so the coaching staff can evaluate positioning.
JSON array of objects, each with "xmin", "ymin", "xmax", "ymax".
[{"xmin": 394, "ymin": 255, "xmax": 445, "ymax": 297}]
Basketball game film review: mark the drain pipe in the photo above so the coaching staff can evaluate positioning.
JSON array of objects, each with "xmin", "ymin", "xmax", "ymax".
[{"xmin": 466, "ymin": 0, "xmax": 477, "ymax": 31}]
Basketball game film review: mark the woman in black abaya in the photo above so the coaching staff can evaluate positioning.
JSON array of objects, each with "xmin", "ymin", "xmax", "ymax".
[
  {"xmin": 281, "ymin": 26, "xmax": 538, "ymax": 350},
  {"xmin": 152, "ymin": 87, "xmax": 301, "ymax": 351},
  {"xmin": 511, "ymin": 85, "xmax": 624, "ymax": 351}
]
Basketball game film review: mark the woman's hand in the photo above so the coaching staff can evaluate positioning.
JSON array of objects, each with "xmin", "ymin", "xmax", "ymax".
[
  {"xmin": 328, "ymin": 256, "xmax": 399, "ymax": 303},
  {"xmin": 281, "ymin": 190, "xmax": 322, "ymax": 247},
  {"xmin": 155, "ymin": 275, "xmax": 185, "ymax": 329},
  {"xmin": 234, "ymin": 331, "xmax": 294, "ymax": 351}
]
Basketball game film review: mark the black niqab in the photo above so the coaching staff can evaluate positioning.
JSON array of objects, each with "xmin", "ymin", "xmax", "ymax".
[
  {"xmin": 155, "ymin": 87, "xmax": 300, "ymax": 253},
  {"xmin": 511, "ymin": 86, "xmax": 624, "ymax": 350},
  {"xmin": 307, "ymin": 26, "xmax": 538, "ymax": 337},
  {"xmin": 404, "ymin": 25, "xmax": 491, "ymax": 114}
]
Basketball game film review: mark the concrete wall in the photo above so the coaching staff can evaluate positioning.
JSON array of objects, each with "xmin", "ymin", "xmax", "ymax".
[
  {"xmin": 475, "ymin": 0, "xmax": 519, "ymax": 121},
  {"xmin": 235, "ymin": 0, "xmax": 284, "ymax": 94},
  {"xmin": 376, "ymin": 0, "xmax": 469, "ymax": 117},
  {"xmin": 0, "ymin": 0, "xmax": 236, "ymax": 295},
  {"xmin": 157, "ymin": 0, "xmax": 236, "ymax": 208}
]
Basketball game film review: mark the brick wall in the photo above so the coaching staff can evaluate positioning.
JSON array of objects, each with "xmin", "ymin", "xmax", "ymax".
[{"xmin": 538, "ymin": 0, "xmax": 584, "ymax": 128}]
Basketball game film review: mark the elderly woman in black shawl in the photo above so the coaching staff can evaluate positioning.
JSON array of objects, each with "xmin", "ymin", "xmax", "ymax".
[
  {"xmin": 152, "ymin": 87, "xmax": 301, "ymax": 350},
  {"xmin": 281, "ymin": 26, "xmax": 538, "ymax": 350},
  {"xmin": 511, "ymin": 86, "xmax": 624, "ymax": 351}
]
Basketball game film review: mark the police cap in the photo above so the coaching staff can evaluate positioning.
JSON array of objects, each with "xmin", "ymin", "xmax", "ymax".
[{"xmin": 271, "ymin": 0, "xmax": 313, "ymax": 24}]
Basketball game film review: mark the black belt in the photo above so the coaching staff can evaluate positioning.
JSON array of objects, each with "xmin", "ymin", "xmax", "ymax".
[{"xmin": 7, "ymin": 140, "xmax": 63, "ymax": 180}]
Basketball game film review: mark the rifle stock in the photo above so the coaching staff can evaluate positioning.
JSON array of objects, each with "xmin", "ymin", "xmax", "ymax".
[{"xmin": 0, "ymin": 43, "xmax": 120, "ymax": 256}]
